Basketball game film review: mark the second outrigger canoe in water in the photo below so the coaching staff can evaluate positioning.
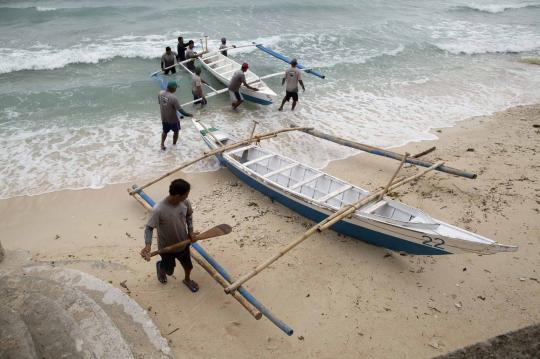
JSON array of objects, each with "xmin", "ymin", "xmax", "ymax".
[
  {"xmin": 198, "ymin": 50, "xmax": 277, "ymax": 105},
  {"xmin": 192, "ymin": 119, "xmax": 517, "ymax": 255}
]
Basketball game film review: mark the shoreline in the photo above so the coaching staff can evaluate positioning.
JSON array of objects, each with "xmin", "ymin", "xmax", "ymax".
[{"xmin": 1, "ymin": 103, "xmax": 539, "ymax": 358}]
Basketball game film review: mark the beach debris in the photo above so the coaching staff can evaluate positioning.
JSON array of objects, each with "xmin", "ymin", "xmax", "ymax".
[
  {"xmin": 519, "ymin": 277, "xmax": 526, "ymax": 281},
  {"xmin": 120, "ymin": 280, "xmax": 130, "ymax": 293},
  {"xmin": 298, "ymin": 335, "xmax": 304, "ymax": 341},
  {"xmin": 247, "ymin": 201, "xmax": 259, "ymax": 207},
  {"xmin": 428, "ymin": 339, "xmax": 440, "ymax": 349},
  {"xmin": 466, "ymin": 148, "xmax": 475, "ymax": 152},
  {"xmin": 306, "ymin": 293, "xmax": 310, "ymax": 298},
  {"xmin": 533, "ymin": 124, "xmax": 540, "ymax": 128},
  {"xmin": 463, "ymin": 267, "xmax": 467, "ymax": 271},
  {"xmin": 455, "ymin": 302, "xmax": 462, "ymax": 309},
  {"xmin": 125, "ymin": 232, "xmax": 132, "ymax": 238},
  {"xmin": 167, "ymin": 328, "xmax": 180, "ymax": 335},
  {"xmin": 0, "ymin": 241, "xmax": 4, "ymax": 262},
  {"xmin": 477, "ymin": 296, "xmax": 486, "ymax": 301},
  {"xmin": 530, "ymin": 277, "xmax": 539, "ymax": 283},
  {"xmin": 384, "ymin": 252, "xmax": 393, "ymax": 258},
  {"xmin": 55, "ymin": 234, "xmax": 60, "ymax": 240}
]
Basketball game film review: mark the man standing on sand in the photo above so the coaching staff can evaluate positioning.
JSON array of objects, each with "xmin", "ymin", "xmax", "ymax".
[
  {"xmin": 278, "ymin": 58, "xmax": 305, "ymax": 111},
  {"xmin": 158, "ymin": 80, "xmax": 193, "ymax": 151},
  {"xmin": 140, "ymin": 179, "xmax": 200, "ymax": 292},
  {"xmin": 161, "ymin": 47, "xmax": 178, "ymax": 75},
  {"xmin": 177, "ymin": 36, "xmax": 189, "ymax": 62},
  {"xmin": 228, "ymin": 62, "xmax": 258, "ymax": 110},
  {"xmin": 191, "ymin": 66, "xmax": 208, "ymax": 107}
]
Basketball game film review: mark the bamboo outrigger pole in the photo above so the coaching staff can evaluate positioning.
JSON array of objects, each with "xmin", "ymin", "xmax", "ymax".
[
  {"xmin": 296, "ymin": 127, "xmax": 476, "ymax": 179},
  {"xmin": 224, "ymin": 160, "xmax": 445, "ymax": 294},
  {"xmin": 129, "ymin": 126, "xmax": 313, "ymax": 195}
]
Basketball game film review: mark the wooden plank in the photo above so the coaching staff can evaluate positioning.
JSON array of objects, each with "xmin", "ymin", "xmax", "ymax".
[
  {"xmin": 206, "ymin": 58, "xmax": 227, "ymax": 66},
  {"xmin": 290, "ymin": 173, "xmax": 324, "ymax": 190},
  {"xmin": 317, "ymin": 185, "xmax": 353, "ymax": 203},
  {"xmin": 242, "ymin": 154, "xmax": 274, "ymax": 167},
  {"xmin": 263, "ymin": 163, "xmax": 298, "ymax": 178}
]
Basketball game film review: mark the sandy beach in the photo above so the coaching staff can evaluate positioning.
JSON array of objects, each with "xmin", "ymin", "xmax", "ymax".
[{"xmin": 1, "ymin": 104, "xmax": 539, "ymax": 358}]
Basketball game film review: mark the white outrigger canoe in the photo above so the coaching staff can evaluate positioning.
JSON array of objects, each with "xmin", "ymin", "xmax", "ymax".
[
  {"xmin": 193, "ymin": 119, "xmax": 517, "ymax": 255},
  {"xmin": 198, "ymin": 50, "xmax": 277, "ymax": 105}
]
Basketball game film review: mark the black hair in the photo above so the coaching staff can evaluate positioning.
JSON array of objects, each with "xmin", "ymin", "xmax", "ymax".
[
  {"xmin": 178, "ymin": 36, "xmax": 183, "ymax": 41},
  {"xmin": 166, "ymin": 46, "xmax": 171, "ymax": 51},
  {"xmin": 169, "ymin": 179, "xmax": 191, "ymax": 196},
  {"xmin": 188, "ymin": 40, "xmax": 194, "ymax": 45}
]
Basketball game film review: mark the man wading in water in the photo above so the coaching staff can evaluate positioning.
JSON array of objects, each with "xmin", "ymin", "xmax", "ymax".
[
  {"xmin": 158, "ymin": 80, "xmax": 192, "ymax": 151},
  {"xmin": 140, "ymin": 179, "xmax": 200, "ymax": 292}
]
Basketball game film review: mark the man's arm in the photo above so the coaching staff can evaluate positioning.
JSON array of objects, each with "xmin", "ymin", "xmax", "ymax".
[
  {"xmin": 242, "ymin": 79, "xmax": 259, "ymax": 91},
  {"xmin": 172, "ymin": 97, "xmax": 193, "ymax": 117},
  {"xmin": 299, "ymin": 79, "xmax": 305, "ymax": 92},
  {"xmin": 140, "ymin": 225, "xmax": 154, "ymax": 260},
  {"xmin": 186, "ymin": 201, "xmax": 194, "ymax": 239}
]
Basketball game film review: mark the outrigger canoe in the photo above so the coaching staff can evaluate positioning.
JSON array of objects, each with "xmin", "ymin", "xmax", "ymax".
[
  {"xmin": 198, "ymin": 50, "xmax": 276, "ymax": 105},
  {"xmin": 192, "ymin": 119, "xmax": 517, "ymax": 255}
]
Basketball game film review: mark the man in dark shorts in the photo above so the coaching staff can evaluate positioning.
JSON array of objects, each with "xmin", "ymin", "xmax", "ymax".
[
  {"xmin": 191, "ymin": 66, "xmax": 208, "ymax": 107},
  {"xmin": 228, "ymin": 62, "xmax": 258, "ymax": 110},
  {"xmin": 140, "ymin": 179, "xmax": 200, "ymax": 292},
  {"xmin": 278, "ymin": 58, "xmax": 305, "ymax": 111},
  {"xmin": 158, "ymin": 80, "xmax": 193, "ymax": 151},
  {"xmin": 177, "ymin": 36, "xmax": 188, "ymax": 62},
  {"xmin": 161, "ymin": 46, "xmax": 178, "ymax": 75}
]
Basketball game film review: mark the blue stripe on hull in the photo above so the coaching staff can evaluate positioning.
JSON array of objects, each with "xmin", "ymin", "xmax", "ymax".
[
  {"xmin": 224, "ymin": 161, "xmax": 449, "ymax": 255},
  {"xmin": 241, "ymin": 93, "xmax": 273, "ymax": 105}
]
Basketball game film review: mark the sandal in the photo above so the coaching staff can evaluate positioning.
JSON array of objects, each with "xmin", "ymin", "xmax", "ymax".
[
  {"xmin": 183, "ymin": 279, "xmax": 199, "ymax": 293},
  {"xmin": 156, "ymin": 261, "xmax": 167, "ymax": 284}
]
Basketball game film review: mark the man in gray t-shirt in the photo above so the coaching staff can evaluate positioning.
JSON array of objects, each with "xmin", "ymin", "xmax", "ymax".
[
  {"xmin": 185, "ymin": 40, "xmax": 199, "ymax": 72},
  {"xmin": 228, "ymin": 62, "xmax": 258, "ymax": 110},
  {"xmin": 141, "ymin": 179, "xmax": 200, "ymax": 292},
  {"xmin": 161, "ymin": 47, "xmax": 177, "ymax": 75},
  {"xmin": 158, "ymin": 80, "xmax": 193, "ymax": 151},
  {"xmin": 278, "ymin": 58, "xmax": 305, "ymax": 111}
]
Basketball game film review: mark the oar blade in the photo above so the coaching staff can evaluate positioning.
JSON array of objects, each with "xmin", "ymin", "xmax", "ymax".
[{"xmin": 196, "ymin": 224, "xmax": 232, "ymax": 240}]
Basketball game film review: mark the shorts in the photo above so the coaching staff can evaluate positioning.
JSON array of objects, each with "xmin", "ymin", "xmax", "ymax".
[
  {"xmin": 159, "ymin": 245, "xmax": 193, "ymax": 275},
  {"xmin": 229, "ymin": 90, "xmax": 243, "ymax": 102},
  {"xmin": 284, "ymin": 91, "xmax": 299, "ymax": 102},
  {"xmin": 162, "ymin": 121, "xmax": 180, "ymax": 133},
  {"xmin": 163, "ymin": 67, "xmax": 176, "ymax": 75},
  {"xmin": 192, "ymin": 91, "xmax": 207, "ymax": 105}
]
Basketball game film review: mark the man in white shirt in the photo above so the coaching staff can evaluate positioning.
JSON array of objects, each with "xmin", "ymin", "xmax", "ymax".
[{"xmin": 278, "ymin": 58, "xmax": 305, "ymax": 111}]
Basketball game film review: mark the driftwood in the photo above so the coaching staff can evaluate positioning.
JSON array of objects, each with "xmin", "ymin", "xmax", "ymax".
[
  {"xmin": 224, "ymin": 161, "xmax": 444, "ymax": 294},
  {"xmin": 129, "ymin": 126, "xmax": 313, "ymax": 195}
]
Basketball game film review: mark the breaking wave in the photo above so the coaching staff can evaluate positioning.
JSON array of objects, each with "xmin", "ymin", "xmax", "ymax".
[{"xmin": 453, "ymin": 2, "xmax": 540, "ymax": 14}]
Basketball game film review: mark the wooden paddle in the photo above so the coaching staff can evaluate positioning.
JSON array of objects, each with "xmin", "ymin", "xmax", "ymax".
[{"xmin": 142, "ymin": 224, "xmax": 232, "ymax": 261}]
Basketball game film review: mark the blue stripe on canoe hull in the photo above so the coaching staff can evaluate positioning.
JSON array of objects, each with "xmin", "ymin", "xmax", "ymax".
[
  {"xmin": 224, "ymin": 161, "xmax": 449, "ymax": 255},
  {"xmin": 241, "ymin": 93, "xmax": 273, "ymax": 105}
]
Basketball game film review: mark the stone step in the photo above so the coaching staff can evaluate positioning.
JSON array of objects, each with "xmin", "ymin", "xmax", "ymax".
[
  {"xmin": 0, "ymin": 306, "xmax": 38, "ymax": 359},
  {"xmin": 23, "ymin": 264, "xmax": 173, "ymax": 358},
  {"xmin": 0, "ymin": 273, "xmax": 134, "ymax": 358}
]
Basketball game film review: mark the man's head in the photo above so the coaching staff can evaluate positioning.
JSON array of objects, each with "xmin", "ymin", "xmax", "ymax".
[
  {"xmin": 188, "ymin": 40, "xmax": 194, "ymax": 49},
  {"xmin": 221, "ymin": 37, "xmax": 226, "ymax": 44},
  {"xmin": 194, "ymin": 66, "xmax": 202, "ymax": 75},
  {"xmin": 291, "ymin": 58, "xmax": 298, "ymax": 67},
  {"xmin": 166, "ymin": 46, "xmax": 171, "ymax": 54},
  {"xmin": 167, "ymin": 80, "xmax": 177, "ymax": 93},
  {"xmin": 168, "ymin": 178, "xmax": 190, "ymax": 204},
  {"xmin": 241, "ymin": 62, "xmax": 249, "ymax": 72},
  {"xmin": 178, "ymin": 36, "xmax": 183, "ymax": 43}
]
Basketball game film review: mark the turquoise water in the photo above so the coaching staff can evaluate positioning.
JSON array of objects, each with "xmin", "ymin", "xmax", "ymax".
[{"xmin": 1, "ymin": 0, "xmax": 539, "ymax": 198}]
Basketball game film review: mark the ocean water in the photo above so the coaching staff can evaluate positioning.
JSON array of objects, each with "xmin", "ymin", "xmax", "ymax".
[{"xmin": 1, "ymin": 0, "xmax": 539, "ymax": 199}]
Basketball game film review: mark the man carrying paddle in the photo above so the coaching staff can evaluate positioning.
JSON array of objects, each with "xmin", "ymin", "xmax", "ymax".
[
  {"xmin": 161, "ymin": 47, "xmax": 178, "ymax": 75},
  {"xmin": 228, "ymin": 62, "xmax": 258, "ymax": 110},
  {"xmin": 158, "ymin": 80, "xmax": 193, "ymax": 151},
  {"xmin": 140, "ymin": 179, "xmax": 200, "ymax": 292},
  {"xmin": 278, "ymin": 58, "xmax": 305, "ymax": 111},
  {"xmin": 185, "ymin": 40, "xmax": 200, "ymax": 72}
]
